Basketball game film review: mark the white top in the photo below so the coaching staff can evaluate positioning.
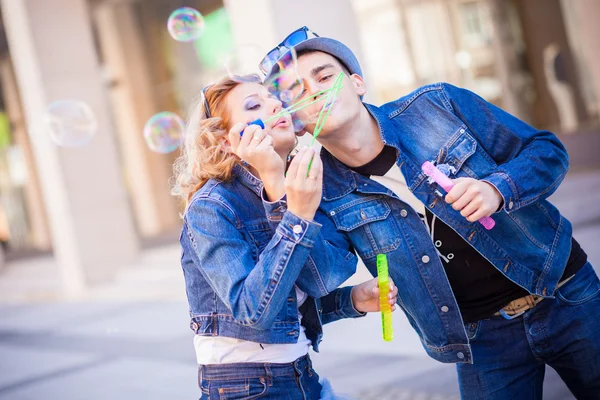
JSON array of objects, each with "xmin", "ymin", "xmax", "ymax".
[
  {"xmin": 369, "ymin": 163, "xmax": 426, "ymax": 215},
  {"xmin": 194, "ymin": 286, "xmax": 312, "ymax": 364}
]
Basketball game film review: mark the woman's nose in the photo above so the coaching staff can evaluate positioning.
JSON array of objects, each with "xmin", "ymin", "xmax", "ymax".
[{"xmin": 270, "ymin": 98, "xmax": 283, "ymax": 115}]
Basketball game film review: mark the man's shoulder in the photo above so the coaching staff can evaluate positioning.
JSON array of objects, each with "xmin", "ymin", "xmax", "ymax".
[{"xmin": 379, "ymin": 82, "xmax": 454, "ymax": 115}]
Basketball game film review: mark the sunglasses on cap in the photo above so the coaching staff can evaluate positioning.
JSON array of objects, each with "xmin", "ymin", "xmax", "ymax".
[
  {"xmin": 259, "ymin": 26, "xmax": 319, "ymax": 75},
  {"xmin": 200, "ymin": 84, "xmax": 213, "ymax": 118}
]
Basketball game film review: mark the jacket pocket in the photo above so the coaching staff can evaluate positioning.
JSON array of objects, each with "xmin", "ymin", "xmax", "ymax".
[
  {"xmin": 436, "ymin": 126, "xmax": 497, "ymax": 180},
  {"xmin": 330, "ymin": 197, "xmax": 401, "ymax": 259}
]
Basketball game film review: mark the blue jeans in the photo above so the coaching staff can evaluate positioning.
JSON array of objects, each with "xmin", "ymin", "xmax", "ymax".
[
  {"xmin": 457, "ymin": 262, "xmax": 600, "ymax": 399},
  {"xmin": 198, "ymin": 354, "xmax": 322, "ymax": 399}
]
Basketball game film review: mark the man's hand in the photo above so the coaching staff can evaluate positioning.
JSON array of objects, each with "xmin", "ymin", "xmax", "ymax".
[
  {"xmin": 445, "ymin": 178, "xmax": 503, "ymax": 222},
  {"xmin": 351, "ymin": 277, "xmax": 398, "ymax": 313}
]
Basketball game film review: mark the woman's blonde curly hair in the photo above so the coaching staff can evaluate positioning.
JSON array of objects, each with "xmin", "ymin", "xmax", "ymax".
[{"xmin": 172, "ymin": 74, "xmax": 262, "ymax": 206}]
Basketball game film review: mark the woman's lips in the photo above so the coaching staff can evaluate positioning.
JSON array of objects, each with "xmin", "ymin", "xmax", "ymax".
[{"xmin": 272, "ymin": 117, "xmax": 290, "ymax": 129}]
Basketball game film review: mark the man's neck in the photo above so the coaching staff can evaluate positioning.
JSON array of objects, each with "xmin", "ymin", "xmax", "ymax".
[{"xmin": 317, "ymin": 105, "xmax": 384, "ymax": 168}]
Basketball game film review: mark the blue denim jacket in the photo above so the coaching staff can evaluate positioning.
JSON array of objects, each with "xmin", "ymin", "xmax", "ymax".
[
  {"xmin": 265, "ymin": 83, "xmax": 572, "ymax": 363},
  {"xmin": 180, "ymin": 164, "xmax": 363, "ymax": 351}
]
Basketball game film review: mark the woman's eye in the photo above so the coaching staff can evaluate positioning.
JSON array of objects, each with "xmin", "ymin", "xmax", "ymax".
[{"xmin": 246, "ymin": 103, "xmax": 260, "ymax": 111}]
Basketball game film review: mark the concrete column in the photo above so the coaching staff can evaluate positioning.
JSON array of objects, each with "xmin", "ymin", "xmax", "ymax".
[
  {"xmin": 0, "ymin": 0, "xmax": 139, "ymax": 296},
  {"xmin": 563, "ymin": 0, "xmax": 600, "ymax": 121},
  {"xmin": 516, "ymin": 0, "xmax": 587, "ymax": 130},
  {"xmin": 94, "ymin": 2, "xmax": 180, "ymax": 238}
]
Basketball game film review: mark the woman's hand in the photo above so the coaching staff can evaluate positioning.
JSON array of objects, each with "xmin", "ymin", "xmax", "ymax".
[
  {"xmin": 228, "ymin": 123, "xmax": 285, "ymax": 200},
  {"xmin": 285, "ymin": 146, "xmax": 323, "ymax": 221},
  {"xmin": 351, "ymin": 277, "xmax": 398, "ymax": 313}
]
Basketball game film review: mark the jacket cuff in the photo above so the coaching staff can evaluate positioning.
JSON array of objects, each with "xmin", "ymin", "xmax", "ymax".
[
  {"xmin": 276, "ymin": 211, "xmax": 322, "ymax": 248},
  {"xmin": 482, "ymin": 172, "xmax": 517, "ymax": 213},
  {"xmin": 322, "ymin": 286, "xmax": 367, "ymax": 319},
  {"xmin": 261, "ymin": 189, "xmax": 287, "ymax": 222}
]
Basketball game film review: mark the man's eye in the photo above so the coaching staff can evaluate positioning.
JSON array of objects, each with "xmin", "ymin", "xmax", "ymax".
[{"xmin": 319, "ymin": 75, "xmax": 332, "ymax": 83}]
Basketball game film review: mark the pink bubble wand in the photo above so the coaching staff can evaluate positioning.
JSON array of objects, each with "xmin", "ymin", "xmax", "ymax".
[{"xmin": 422, "ymin": 161, "xmax": 495, "ymax": 230}]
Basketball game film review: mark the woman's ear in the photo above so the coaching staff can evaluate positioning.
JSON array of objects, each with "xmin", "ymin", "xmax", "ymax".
[
  {"xmin": 220, "ymin": 137, "xmax": 232, "ymax": 152},
  {"xmin": 351, "ymin": 74, "xmax": 367, "ymax": 97}
]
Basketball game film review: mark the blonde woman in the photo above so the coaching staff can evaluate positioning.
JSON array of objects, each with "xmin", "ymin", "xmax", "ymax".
[{"xmin": 173, "ymin": 74, "xmax": 397, "ymax": 400}]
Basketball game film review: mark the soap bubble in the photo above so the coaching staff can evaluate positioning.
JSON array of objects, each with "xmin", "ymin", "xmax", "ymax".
[
  {"xmin": 44, "ymin": 100, "xmax": 97, "ymax": 147},
  {"xmin": 167, "ymin": 7, "xmax": 205, "ymax": 42},
  {"xmin": 143, "ymin": 111, "xmax": 185, "ymax": 153}
]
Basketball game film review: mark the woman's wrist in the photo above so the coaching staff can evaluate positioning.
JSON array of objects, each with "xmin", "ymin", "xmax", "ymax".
[
  {"xmin": 287, "ymin": 207, "xmax": 316, "ymax": 222},
  {"xmin": 260, "ymin": 171, "xmax": 286, "ymax": 202}
]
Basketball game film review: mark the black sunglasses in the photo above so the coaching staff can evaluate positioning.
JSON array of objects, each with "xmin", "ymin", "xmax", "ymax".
[{"xmin": 259, "ymin": 26, "xmax": 319, "ymax": 75}]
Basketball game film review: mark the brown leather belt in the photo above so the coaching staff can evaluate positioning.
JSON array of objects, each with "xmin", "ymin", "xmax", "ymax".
[{"xmin": 493, "ymin": 275, "xmax": 574, "ymax": 320}]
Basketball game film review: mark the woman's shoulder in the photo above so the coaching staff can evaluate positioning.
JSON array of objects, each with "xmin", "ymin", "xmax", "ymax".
[{"xmin": 186, "ymin": 175, "xmax": 247, "ymax": 219}]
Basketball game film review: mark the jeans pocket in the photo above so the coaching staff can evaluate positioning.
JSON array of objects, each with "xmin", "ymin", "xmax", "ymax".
[
  {"xmin": 464, "ymin": 320, "xmax": 482, "ymax": 341},
  {"xmin": 556, "ymin": 263, "xmax": 600, "ymax": 306},
  {"xmin": 212, "ymin": 378, "xmax": 268, "ymax": 400}
]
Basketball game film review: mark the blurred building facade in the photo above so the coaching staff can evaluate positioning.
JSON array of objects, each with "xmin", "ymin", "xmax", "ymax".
[{"xmin": 0, "ymin": 0, "xmax": 598, "ymax": 295}]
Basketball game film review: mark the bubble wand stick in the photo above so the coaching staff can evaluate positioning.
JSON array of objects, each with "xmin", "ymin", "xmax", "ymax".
[{"xmin": 377, "ymin": 253, "xmax": 394, "ymax": 342}]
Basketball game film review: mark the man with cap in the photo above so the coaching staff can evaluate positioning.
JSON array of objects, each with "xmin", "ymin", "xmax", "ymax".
[{"xmin": 260, "ymin": 27, "xmax": 599, "ymax": 399}]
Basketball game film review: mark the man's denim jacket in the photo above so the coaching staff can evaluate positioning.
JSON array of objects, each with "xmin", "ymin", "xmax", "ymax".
[{"xmin": 264, "ymin": 83, "xmax": 572, "ymax": 363}]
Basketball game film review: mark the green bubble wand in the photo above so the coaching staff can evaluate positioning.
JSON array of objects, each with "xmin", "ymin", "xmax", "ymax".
[
  {"xmin": 258, "ymin": 72, "xmax": 344, "ymax": 174},
  {"xmin": 377, "ymin": 253, "xmax": 394, "ymax": 342}
]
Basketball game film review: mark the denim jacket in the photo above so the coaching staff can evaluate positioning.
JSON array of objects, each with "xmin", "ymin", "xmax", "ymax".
[
  {"xmin": 264, "ymin": 83, "xmax": 572, "ymax": 363},
  {"xmin": 180, "ymin": 164, "xmax": 363, "ymax": 351}
]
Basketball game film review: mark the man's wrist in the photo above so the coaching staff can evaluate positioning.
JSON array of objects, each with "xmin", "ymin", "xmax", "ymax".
[{"xmin": 483, "ymin": 181, "xmax": 504, "ymax": 211}]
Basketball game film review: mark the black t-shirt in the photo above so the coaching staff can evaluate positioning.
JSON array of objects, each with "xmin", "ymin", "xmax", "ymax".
[{"xmin": 350, "ymin": 146, "xmax": 587, "ymax": 322}]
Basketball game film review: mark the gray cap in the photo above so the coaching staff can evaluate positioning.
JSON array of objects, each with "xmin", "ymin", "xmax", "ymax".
[{"xmin": 266, "ymin": 36, "xmax": 363, "ymax": 80}]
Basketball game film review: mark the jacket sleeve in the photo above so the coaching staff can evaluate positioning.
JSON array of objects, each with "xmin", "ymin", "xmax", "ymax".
[
  {"xmin": 440, "ymin": 83, "xmax": 569, "ymax": 212},
  {"xmin": 184, "ymin": 197, "xmax": 322, "ymax": 330},
  {"xmin": 262, "ymin": 191, "xmax": 359, "ymax": 297},
  {"xmin": 319, "ymin": 286, "xmax": 366, "ymax": 325}
]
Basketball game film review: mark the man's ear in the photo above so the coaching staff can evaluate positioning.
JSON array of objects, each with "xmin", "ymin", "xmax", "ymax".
[{"xmin": 350, "ymin": 74, "xmax": 367, "ymax": 97}]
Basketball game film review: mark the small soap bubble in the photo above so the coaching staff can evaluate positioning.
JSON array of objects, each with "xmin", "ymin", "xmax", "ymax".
[
  {"xmin": 223, "ymin": 44, "xmax": 266, "ymax": 79},
  {"xmin": 167, "ymin": 7, "xmax": 205, "ymax": 42},
  {"xmin": 264, "ymin": 48, "xmax": 304, "ymax": 107},
  {"xmin": 44, "ymin": 100, "xmax": 97, "ymax": 147},
  {"xmin": 143, "ymin": 111, "xmax": 185, "ymax": 153}
]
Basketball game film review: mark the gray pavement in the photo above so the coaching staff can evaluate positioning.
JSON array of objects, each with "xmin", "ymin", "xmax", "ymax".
[{"xmin": 0, "ymin": 169, "xmax": 599, "ymax": 399}]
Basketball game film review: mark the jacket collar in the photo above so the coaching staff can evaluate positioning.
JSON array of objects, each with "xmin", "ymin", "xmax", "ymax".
[
  {"xmin": 233, "ymin": 163, "xmax": 264, "ymax": 197},
  {"xmin": 321, "ymin": 103, "xmax": 404, "ymax": 201}
]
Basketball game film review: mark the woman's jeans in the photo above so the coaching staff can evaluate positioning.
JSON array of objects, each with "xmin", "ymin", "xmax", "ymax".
[
  {"xmin": 457, "ymin": 262, "xmax": 600, "ymax": 399},
  {"xmin": 199, "ymin": 354, "xmax": 322, "ymax": 399}
]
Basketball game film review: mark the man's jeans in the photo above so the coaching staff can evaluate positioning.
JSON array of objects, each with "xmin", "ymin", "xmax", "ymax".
[
  {"xmin": 198, "ymin": 354, "xmax": 321, "ymax": 399},
  {"xmin": 457, "ymin": 262, "xmax": 600, "ymax": 399}
]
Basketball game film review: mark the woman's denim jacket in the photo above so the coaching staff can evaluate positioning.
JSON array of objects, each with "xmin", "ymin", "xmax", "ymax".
[{"xmin": 180, "ymin": 164, "xmax": 364, "ymax": 351}]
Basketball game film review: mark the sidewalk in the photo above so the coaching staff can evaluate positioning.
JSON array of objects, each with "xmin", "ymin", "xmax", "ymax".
[{"xmin": 0, "ymin": 170, "xmax": 598, "ymax": 399}]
